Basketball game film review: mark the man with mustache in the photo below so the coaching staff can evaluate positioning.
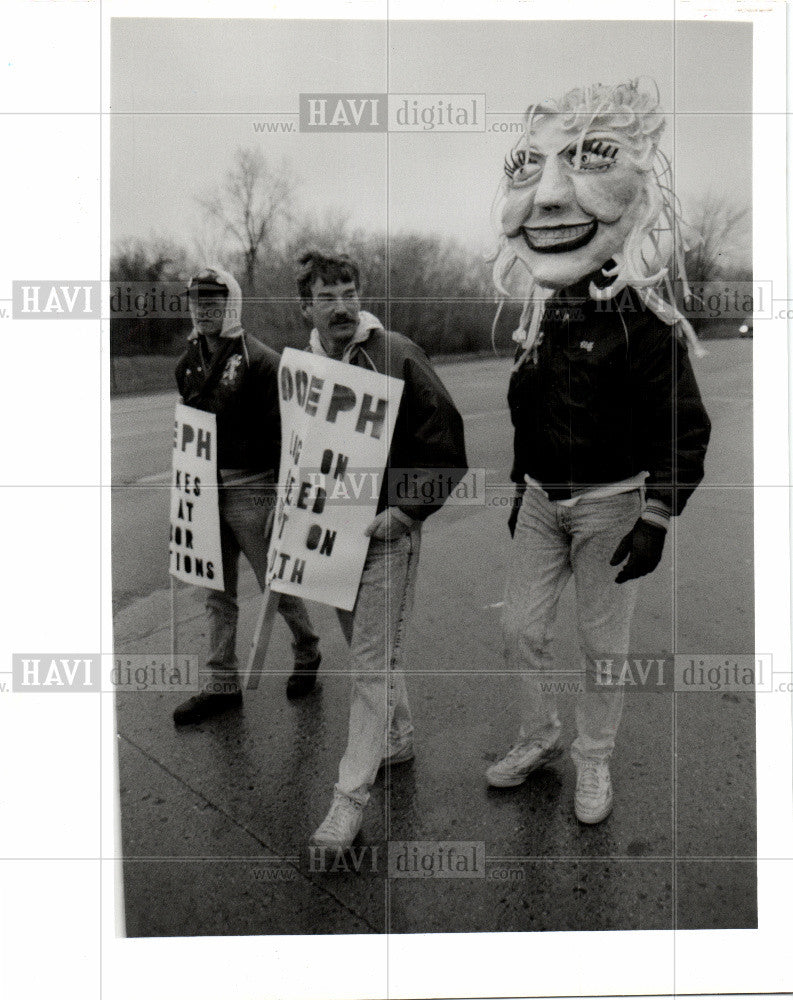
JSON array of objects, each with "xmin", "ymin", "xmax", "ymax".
[
  {"xmin": 297, "ymin": 251, "xmax": 467, "ymax": 850},
  {"xmin": 486, "ymin": 81, "xmax": 711, "ymax": 823}
]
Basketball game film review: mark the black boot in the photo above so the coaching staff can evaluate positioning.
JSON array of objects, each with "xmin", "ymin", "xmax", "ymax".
[
  {"xmin": 285, "ymin": 653, "xmax": 322, "ymax": 699},
  {"xmin": 173, "ymin": 688, "xmax": 242, "ymax": 725}
]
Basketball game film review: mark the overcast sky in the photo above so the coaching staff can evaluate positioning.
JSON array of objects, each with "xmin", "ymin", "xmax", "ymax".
[{"xmin": 111, "ymin": 18, "xmax": 752, "ymax": 255}]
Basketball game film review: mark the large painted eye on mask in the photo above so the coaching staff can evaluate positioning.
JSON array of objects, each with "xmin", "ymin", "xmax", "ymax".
[
  {"xmin": 566, "ymin": 137, "xmax": 619, "ymax": 171},
  {"xmin": 503, "ymin": 147, "xmax": 540, "ymax": 185}
]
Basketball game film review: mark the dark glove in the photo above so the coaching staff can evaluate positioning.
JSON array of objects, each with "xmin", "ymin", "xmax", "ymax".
[
  {"xmin": 609, "ymin": 518, "xmax": 667, "ymax": 584},
  {"xmin": 507, "ymin": 485, "xmax": 526, "ymax": 538}
]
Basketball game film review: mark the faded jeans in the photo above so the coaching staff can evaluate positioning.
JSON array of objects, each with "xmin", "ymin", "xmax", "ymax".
[
  {"xmin": 334, "ymin": 525, "xmax": 421, "ymax": 806},
  {"xmin": 503, "ymin": 486, "xmax": 641, "ymax": 762},
  {"xmin": 204, "ymin": 472, "xmax": 319, "ymax": 692}
]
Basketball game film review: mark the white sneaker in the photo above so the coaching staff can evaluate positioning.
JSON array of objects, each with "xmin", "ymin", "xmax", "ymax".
[
  {"xmin": 381, "ymin": 735, "xmax": 415, "ymax": 767},
  {"xmin": 574, "ymin": 759, "xmax": 613, "ymax": 824},
  {"xmin": 485, "ymin": 739, "xmax": 563, "ymax": 788},
  {"xmin": 310, "ymin": 792, "xmax": 364, "ymax": 850}
]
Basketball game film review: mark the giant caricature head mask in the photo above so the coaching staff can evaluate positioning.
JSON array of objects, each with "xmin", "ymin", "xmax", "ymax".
[
  {"xmin": 494, "ymin": 79, "xmax": 704, "ymax": 356},
  {"xmin": 500, "ymin": 81, "xmax": 664, "ymax": 289},
  {"xmin": 503, "ymin": 118, "xmax": 649, "ymax": 288}
]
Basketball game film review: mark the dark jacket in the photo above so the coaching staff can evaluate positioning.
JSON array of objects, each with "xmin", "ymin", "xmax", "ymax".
[
  {"xmin": 508, "ymin": 281, "xmax": 711, "ymax": 516},
  {"xmin": 332, "ymin": 324, "xmax": 468, "ymax": 522},
  {"xmin": 175, "ymin": 332, "xmax": 282, "ymax": 473}
]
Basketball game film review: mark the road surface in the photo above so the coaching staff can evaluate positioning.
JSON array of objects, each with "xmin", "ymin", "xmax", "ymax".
[{"xmin": 112, "ymin": 343, "xmax": 756, "ymax": 936}]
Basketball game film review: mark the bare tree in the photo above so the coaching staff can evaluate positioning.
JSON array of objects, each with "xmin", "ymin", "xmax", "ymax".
[
  {"xmin": 110, "ymin": 237, "xmax": 194, "ymax": 361},
  {"xmin": 684, "ymin": 191, "xmax": 751, "ymax": 284},
  {"xmin": 191, "ymin": 221, "xmax": 231, "ymax": 273},
  {"xmin": 110, "ymin": 236, "xmax": 191, "ymax": 283},
  {"xmin": 197, "ymin": 148, "xmax": 297, "ymax": 292}
]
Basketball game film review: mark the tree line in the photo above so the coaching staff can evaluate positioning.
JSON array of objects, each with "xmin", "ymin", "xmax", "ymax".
[{"xmin": 110, "ymin": 147, "xmax": 751, "ymax": 364}]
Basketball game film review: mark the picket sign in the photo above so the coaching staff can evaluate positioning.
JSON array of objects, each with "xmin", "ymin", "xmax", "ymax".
[
  {"xmin": 238, "ymin": 587, "xmax": 278, "ymax": 691},
  {"xmin": 168, "ymin": 402, "xmax": 224, "ymax": 678},
  {"xmin": 171, "ymin": 578, "xmax": 178, "ymax": 663},
  {"xmin": 266, "ymin": 348, "xmax": 403, "ymax": 610},
  {"xmin": 169, "ymin": 403, "xmax": 224, "ymax": 590},
  {"xmin": 245, "ymin": 348, "xmax": 403, "ymax": 675}
]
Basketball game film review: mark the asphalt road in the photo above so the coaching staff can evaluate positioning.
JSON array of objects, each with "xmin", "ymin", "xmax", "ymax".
[{"xmin": 112, "ymin": 342, "xmax": 756, "ymax": 936}]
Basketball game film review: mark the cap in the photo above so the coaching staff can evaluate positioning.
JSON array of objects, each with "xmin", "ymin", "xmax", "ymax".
[{"xmin": 187, "ymin": 269, "xmax": 229, "ymax": 299}]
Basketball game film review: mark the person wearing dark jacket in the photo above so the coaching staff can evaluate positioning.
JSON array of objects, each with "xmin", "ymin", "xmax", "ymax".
[
  {"xmin": 506, "ymin": 280, "xmax": 710, "ymax": 524},
  {"xmin": 172, "ymin": 267, "xmax": 321, "ymax": 726},
  {"xmin": 486, "ymin": 79, "xmax": 712, "ymax": 823},
  {"xmin": 487, "ymin": 275, "xmax": 711, "ymax": 820},
  {"xmin": 298, "ymin": 251, "xmax": 468, "ymax": 851}
]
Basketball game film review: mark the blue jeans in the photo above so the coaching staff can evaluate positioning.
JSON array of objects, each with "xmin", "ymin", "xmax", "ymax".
[
  {"xmin": 503, "ymin": 486, "xmax": 641, "ymax": 762},
  {"xmin": 204, "ymin": 472, "xmax": 319, "ymax": 692},
  {"xmin": 334, "ymin": 526, "xmax": 421, "ymax": 805}
]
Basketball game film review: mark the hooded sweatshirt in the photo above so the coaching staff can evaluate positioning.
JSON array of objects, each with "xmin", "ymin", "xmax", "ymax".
[{"xmin": 175, "ymin": 267, "xmax": 282, "ymax": 474}]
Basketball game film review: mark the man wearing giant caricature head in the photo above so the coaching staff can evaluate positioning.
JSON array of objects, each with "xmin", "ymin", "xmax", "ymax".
[{"xmin": 486, "ymin": 80, "xmax": 711, "ymax": 823}]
